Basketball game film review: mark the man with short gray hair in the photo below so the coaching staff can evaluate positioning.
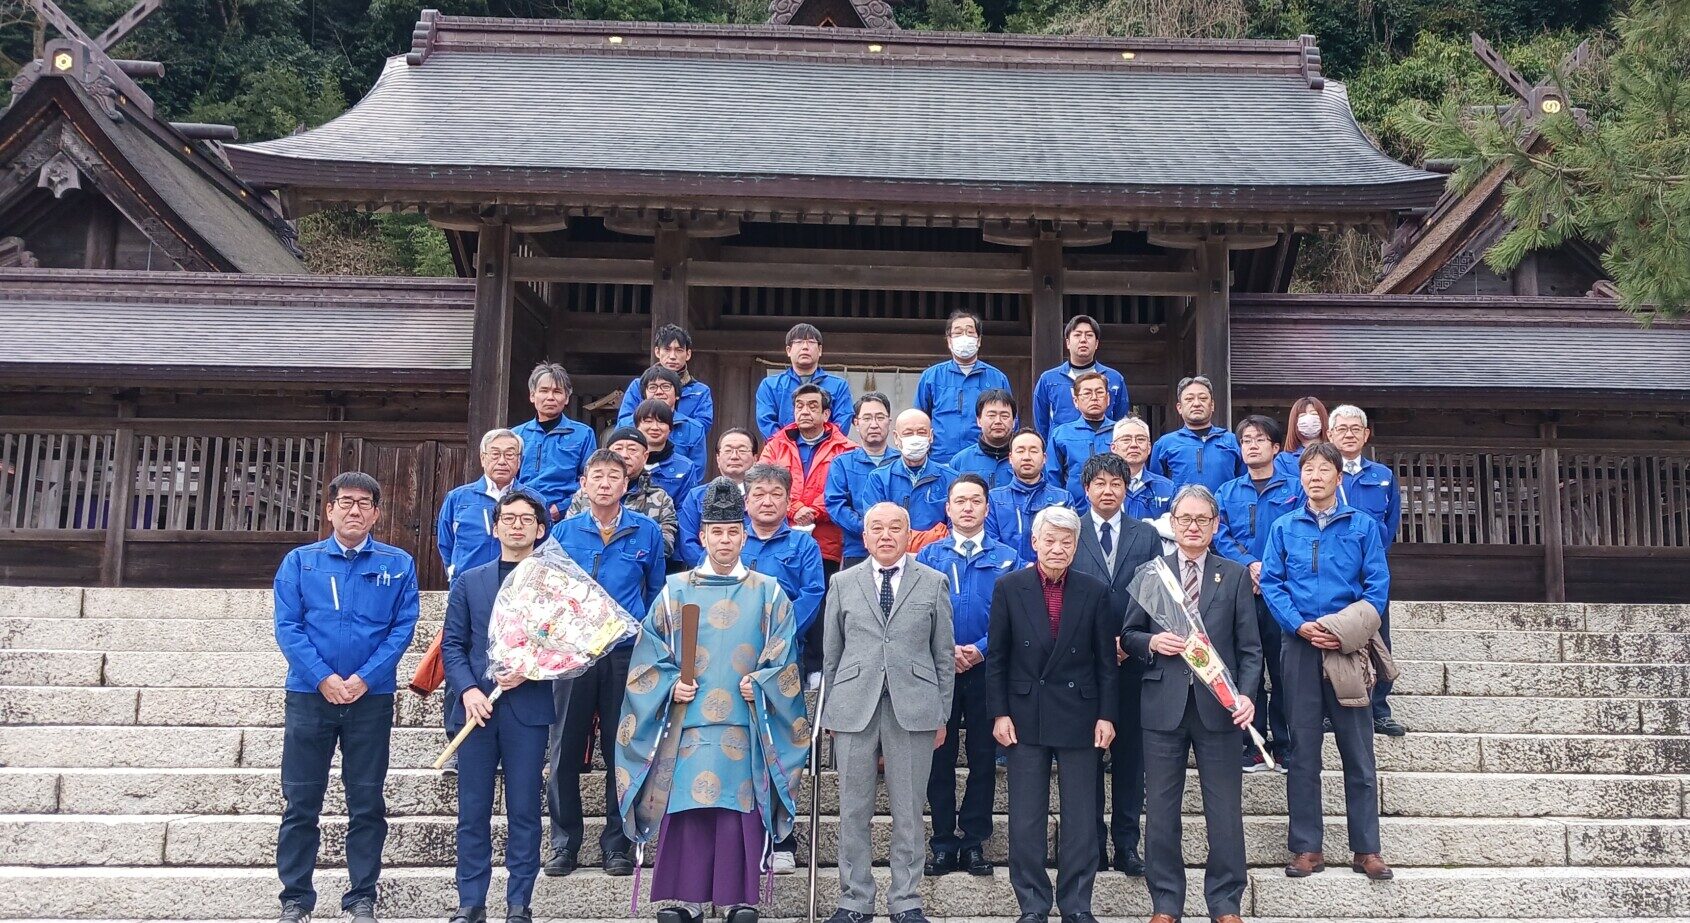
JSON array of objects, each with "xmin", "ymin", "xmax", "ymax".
[
  {"xmin": 513, "ymin": 362, "xmax": 597, "ymax": 522},
  {"xmin": 437, "ymin": 428, "xmax": 526, "ymax": 585},
  {"xmin": 1326, "ymin": 404, "xmax": 1405, "ymax": 737}
]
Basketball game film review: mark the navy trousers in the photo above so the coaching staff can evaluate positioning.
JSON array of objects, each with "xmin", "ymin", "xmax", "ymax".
[
  {"xmin": 1370, "ymin": 603, "xmax": 1395, "ymax": 721},
  {"xmin": 1281, "ymin": 635, "xmax": 1380, "ymax": 854},
  {"xmin": 927, "ymin": 666, "xmax": 997, "ymax": 853},
  {"xmin": 1252, "ymin": 597, "xmax": 1289, "ymax": 755},
  {"xmin": 1097, "ymin": 661, "xmax": 1144, "ymax": 856},
  {"xmin": 278, "ymin": 692, "xmax": 392, "ymax": 912},
  {"xmin": 548, "ymin": 645, "xmax": 632, "ymax": 857},
  {"xmin": 456, "ymin": 703, "xmax": 549, "ymax": 908}
]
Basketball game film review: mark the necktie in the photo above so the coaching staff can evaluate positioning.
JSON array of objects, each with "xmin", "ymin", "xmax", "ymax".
[
  {"xmin": 1183, "ymin": 559, "xmax": 1201, "ymax": 617},
  {"xmin": 879, "ymin": 566, "xmax": 898, "ymax": 617},
  {"xmin": 1344, "ymin": 458, "xmax": 1363, "ymax": 476},
  {"xmin": 961, "ymin": 539, "xmax": 976, "ymax": 560},
  {"xmin": 1100, "ymin": 521, "xmax": 1114, "ymax": 557}
]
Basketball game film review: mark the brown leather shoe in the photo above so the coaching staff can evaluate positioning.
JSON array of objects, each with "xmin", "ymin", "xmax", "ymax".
[
  {"xmin": 1284, "ymin": 851, "xmax": 1326, "ymax": 877},
  {"xmin": 1149, "ymin": 915, "xmax": 1179, "ymax": 923},
  {"xmin": 1352, "ymin": 852, "xmax": 1394, "ymax": 880},
  {"xmin": 1212, "ymin": 916, "xmax": 1244, "ymax": 923}
]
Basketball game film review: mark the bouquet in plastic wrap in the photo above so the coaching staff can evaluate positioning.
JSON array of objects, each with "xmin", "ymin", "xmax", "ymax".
[
  {"xmin": 433, "ymin": 536, "xmax": 641, "ymax": 767},
  {"xmin": 1128, "ymin": 557, "xmax": 1275, "ymax": 769}
]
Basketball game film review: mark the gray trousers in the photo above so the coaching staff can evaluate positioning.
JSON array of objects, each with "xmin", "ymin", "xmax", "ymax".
[
  {"xmin": 834, "ymin": 693, "xmax": 934, "ymax": 915},
  {"xmin": 1143, "ymin": 696, "xmax": 1247, "ymax": 917},
  {"xmin": 1007, "ymin": 741, "xmax": 1100, "ymax": 917},
  {"xmin": 1282, "ymin": 634, "xmax": 1381, "ymax": 854}
]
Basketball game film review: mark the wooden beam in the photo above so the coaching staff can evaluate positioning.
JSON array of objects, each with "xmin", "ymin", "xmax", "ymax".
[
  {"xmin": 1540, "ymin": 421, "xmax": 1567, "ymax": 603},
  {"xmin": 1512, "ymin": 252, "xmax": 1540, "ymax": 296},
  {"xmin": 1028, "ymin": 236, "xmax": 1064, "ymax": 397},
  {"xmin": 1192, "ymin": 239, "xmax": 1232, "ymax": 423},
  {"xmin": 1065, "ymin": 269, "xmax": 1200, "ymax": 296},
  {"xmin": 101, "ymin": 424, "xmax": 135, "ymax": 587},
  {"xmin": 467, "ymin": 223, "xmax": 515, "ymax": 470},
  {"xmin": 652, "ymin": 224, "xmax": 689, "ymax": 335}
]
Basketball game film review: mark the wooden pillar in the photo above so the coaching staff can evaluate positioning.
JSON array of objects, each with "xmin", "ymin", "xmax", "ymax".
[
  {"xmin": 652, "ymin": 223, "xmax": 690, "ymax": 336},
  {"xmin": 85, "ymin": 201, "xmax": 118, "ymax": 270},
  {"xmin": 467, "ymin": 222, "xmax": 515, "ymax": 469},
  {"xmin": 1512, "ymin": 252, "xmax": 1540, "ymax": 296},
  {"xmin": 101, "ymin": 423, "xmax": 135, "ymax": 587},
  {"xmin": 1028, "ymin": 235, "xmax": 1065, "ymax": 399},
  {"xmin": 1192, "ymin": 239, "xmax": 1232, "ymax": 424},
  {"xmin": 1539, "ymin": 421, "xmax": 1567, "ymax": 602}
]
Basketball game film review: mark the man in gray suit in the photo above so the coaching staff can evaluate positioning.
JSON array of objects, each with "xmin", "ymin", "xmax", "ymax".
[
  {"xmin": 1070, "ymin": 454, "xmax": 1162, "ymax": 876},
  {"xmin": 1121, "ymin": 485, "xmax": 1262, "ymax": 923},
  {"xmin": 821, "ymin": 502, "xmax": 955, "ymax": 923}
]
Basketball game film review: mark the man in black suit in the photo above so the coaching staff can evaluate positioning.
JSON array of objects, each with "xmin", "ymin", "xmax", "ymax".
[
  {"xmin": 1069, "ymin": 453, "xmax": 1162, "ymax": 876},
  {"xmin": 1121, "ymin": 485, "xmax": 1262, "ymax": 923},
  {"xmin": 986, "ymin": 505, "xmax": 1118, "ymax": 923}
]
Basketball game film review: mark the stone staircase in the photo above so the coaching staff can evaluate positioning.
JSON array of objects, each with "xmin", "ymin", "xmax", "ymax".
[{"xmin": 1, "ymin": 586, "xmax": 1688, "ymax": 921}]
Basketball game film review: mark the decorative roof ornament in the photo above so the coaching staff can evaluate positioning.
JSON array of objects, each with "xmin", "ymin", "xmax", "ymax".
[
  {"xmin": 10, "ymin": 0, "xmax": 162, "ymax": 118},
  {"xmin": 768, "ymin": 0, "xmax": 897, "ymax": 30}
]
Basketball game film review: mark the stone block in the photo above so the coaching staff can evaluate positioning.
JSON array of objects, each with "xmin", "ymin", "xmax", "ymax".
[
  {"xmin": 0, "ymin": 726, "xmax": 243, "ymax": 768},
  {"xmin": 0, "ymin": 769, "xmax": 60, "ymax": 813},
  {"xmin": 1389, "ymin": 696, "xmax": 1641, "ymax": 735},
  {"xmin": 1249, "ymin": 866, "xmax": 1690, "ymax": 918},
  {"xmin": 1388, "ymin": 629, "xmax": 1562, "ymax": 663},
  {"xmin": 0, "ymin": 814, "xmax": 168, "ymax": 865},
  {"xmin": 0, "ymin": 686, "xmax": 138, "ymax": 725},
  {"xmin": 83, "ymin": 589, "xmax": 274, "ymax": 620},
  {"xmin": 1479, "ymin": 733, "xmax": 1690, "ymax": 775},
  {"xmin": 0, "ymin": 585, "xmax": 82, "ymax": 619},
  {"xmin": 0, "ymin": 649, "xmax": 103, "ymax": 685},
  {"xmin": 1584, "ymin": 604, "xmax": 1690, "ymax": 633},
  {"xmin": 237, "ymin": 726, "xmax": 444, "ymax": 768},
  {"xmin": 1443, "ymin": 662, "xmax": 1689, "ymax": 698},
  {"xmin": 1382, "ymin": 771, "xmax": 1685, "ymax": 819},
  {"xmin": 1565, "ymin": 631, "xmax": 1690, "ymax": 663},
  {"xmin": 1642, "ymin": 700, "xmax": 1690, "ymax": 736},
  {"xmin": 1566, "ymin": 819, "xmax": 1690, "ymax": 865},
  {"xmin": 102, "ymin": 652, "xmax": 423, "ymax": 688},
  {"xmin": 1398, "ymin": 603, "xmax": 1584, "ymax": 632}
]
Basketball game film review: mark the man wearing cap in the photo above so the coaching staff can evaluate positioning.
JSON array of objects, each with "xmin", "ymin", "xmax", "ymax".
[{"xmin": 617, "ymin": 477, "xmax": 810, "ymax": 923}]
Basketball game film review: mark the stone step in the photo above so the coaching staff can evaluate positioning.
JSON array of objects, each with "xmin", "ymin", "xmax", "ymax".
[
  {"xmin": 1390, "ymin": 628, "xmax": 1690, "ymax": 664},
  {"xmin": 10, "ymin": 812, "xmax": 1674, "ymax": 870},
  {"xmin": 13, "ymin": 919, "xmax": 1690, "ymax": 923},
  {"xmin": 1, "ymin": 866, "xmax": 1687, "ymax": 919},
  {"xmin": 1398, "ymin": 661, "xmax": 1690, "ymax": 698},
  {"xmin": 0, "ymin": 617, "xmax": 447, "ymax": 655},
  {"xmin": 5, "ymin": 725, "xmax": 1684, "ymax": 774},
  {"xmin": 11, "ymin": 686, "xmax": 1678, "ymax": 737}
]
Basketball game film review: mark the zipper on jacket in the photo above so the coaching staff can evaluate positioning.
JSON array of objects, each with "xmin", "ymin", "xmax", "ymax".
[{"xmin": 1312, "ymin": 539, "xmax": 1321, "ymax": 575}]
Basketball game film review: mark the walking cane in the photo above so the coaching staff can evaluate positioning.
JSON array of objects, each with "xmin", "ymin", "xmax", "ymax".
[{"xmin": 807, "ymin": 676, "xmax": 828, "ymax": 923}]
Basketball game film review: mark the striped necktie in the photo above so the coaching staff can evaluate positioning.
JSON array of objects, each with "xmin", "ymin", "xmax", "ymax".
[{"xmin": 1183, "ymin": 559, "xmax": 1201, "ymax": 617}]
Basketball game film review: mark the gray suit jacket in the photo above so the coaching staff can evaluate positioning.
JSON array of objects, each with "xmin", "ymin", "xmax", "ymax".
[
  {"xmin": 819, "ymin": 556, "xmax": 955, "ymax": 733},
  {"xmin": 1121, "ymin": 551, "xmax": 1263, "ymax": 734}
]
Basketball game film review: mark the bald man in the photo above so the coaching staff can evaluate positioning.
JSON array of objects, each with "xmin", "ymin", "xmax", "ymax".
[
  {"xmin": 865, "ymin": 411, "xmax": 959, "ymax": 532},
  {"xmin": 821, "ymin": 503, "xmax": 955, "ymax": 923}
]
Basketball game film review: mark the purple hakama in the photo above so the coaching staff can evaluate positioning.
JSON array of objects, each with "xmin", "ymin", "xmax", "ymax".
[{"xmin": 648, "ymin": 807, "xmax": 768, "ymax": 907}]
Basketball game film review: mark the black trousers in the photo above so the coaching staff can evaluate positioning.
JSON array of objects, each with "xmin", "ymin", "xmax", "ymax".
[
  {"xmin": 1252, "ymin": 596, "xmax": 1289, "ymax": 754},
  {"xmin": 1008, "ymin": 742, "xmax": 1100, "ymax": 916},
  {"xmin": 547, "ymin": 645, "xmax": 632, "ymax": 857},
  {"xmin": 1143, "ymin": 695, "xmax": 1247, "ymax": 917},
  {"xmin": 1097, "ymin": 661, "xmax": 1143, "ymax": 855},
  {"xmin": 927, "ymin": 666, "xmax": 997, "ymax": 853},
  {"xmin": 278, "ymin": 692, "xmax": 392, "ymax": 912}
]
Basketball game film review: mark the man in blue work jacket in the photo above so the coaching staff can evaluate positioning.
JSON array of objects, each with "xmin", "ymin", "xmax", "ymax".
[
  {"xmin": 741, "ymin": 461, "xmax": 826, "ymax": 874},
  {"xmin": 865, "ymin": 409, "xmax": 958, "ymax": 531},
  {"xmin": 677, "ymin": 427, "xmax": 759, "ymax": 568},
  {"xmin": 823, "ymin": 392, "xmax": 898, "ymax": 569},
  {"xmin": 1213, "ymin": 415, "xmax": 1304, "ymax": 771},
  {"xmin": 512, "ymin": 362, "xmax": 598, "ymax": 522},
  {"xmin": 755, "ymin": 323, "xmax": 855, "ymax": 439},
  {"xmin": 917, "ymin": 474, "xmax": 1018, "ymax": 878},
  {"xmin": 947, "ymin": 389, "xmax": 1018, "ymax": 489},
  {"xmin": 1110, "ymin": 416, "xmax": 1176, "ymax": 522},
  {"xmin": 635, "ymin": 365, "xmax": 708, "ymax": 476},
  {"xmin": 272, "ymin": 471, "xmax": 420, "ymax": 923},
  {"xmin": 1032, "ymin": 314, "xmax": 1129, "ymax": 439},
  {"xmin": 1328, "ymin": 404, "xmax": 1406, "ymax": 736},
  {"xmin": 436, "ymin": 428, "xmax": 525, "ymax": 585},
  {"xmin": 546, "ymin": 450, "xmax": 666, "ymax": 879},
  {"xmin": 1047, "ymin": 370, "xmax": 1118, "ymax": 505},
  {"xmin": 616, "ymin": 324, "xmax": 715, "ymax": 433},
  {"xmin": 1260, "ymin": 442, "xmax": 1394, "ymax": 883},
  {"xmin": 633, "ymin": 399, "xmax": 698, "ymax": 513},
  {"xmin": 914, "ymin": 310, "xmax": 1015, "ymax": 463},
  {"xmin": 444, "ymin": 488, "xmax": 557, "ymax": 923},
  {"xmin": 984, "ymin": 429, "xmax": 1069, "ymax": 563},
  {"xmin": 1149, "ymin": 375, "xmax": 1245, "ymax": 493}
]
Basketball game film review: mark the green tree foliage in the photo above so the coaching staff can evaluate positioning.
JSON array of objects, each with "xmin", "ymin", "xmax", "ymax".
[{"xmin": 1400, "ymin": 0, "xmax": 1689, "ymax": 318}]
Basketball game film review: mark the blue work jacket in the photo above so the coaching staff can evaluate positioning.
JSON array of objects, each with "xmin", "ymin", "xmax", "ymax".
[
  {"xmin": 435, "ymin": 478, "xmax": 523, "ymax": 584},
  {"xmin": 917, "ymin": 534, "xmax": 1019, "ymax": 654},
  {"xmin": 512, "ymin": 415, "xmax": 598, "ymax": 516},
  {"xmin": 1123, "ymin": 470, "xmax": 1176, "ymax": 521},
  {"xmin": 273, "ymin": 537, "xmax": 420, "ymax": 694},
  {"xmin": 948, "ymin": 441, "xmax": 1014, "ymax": 489},
  {"xmin": 742, "ymin": 523, "xmax": 826, "ymax": 647},
  {"xmin": 1032, "ymin": 362, "xmax": 1129, "ymax": 438},
  {"xmin": 1149, "ymin": 425, "xmax": 1246, "ymax": 494},
  {"xmin": 824, "ymin": 446, "xmax": 899, "ymax": 561},
  {"xmin": 617, "ymin": 375, "xmax": 715, "ymax": 433},
  {"xmin": 1342, "ymin": 459, "xmax": 1404, "ymax": 548},
  {"xmin": 913, "ymin": 359, "xmax": 1014, "ymax": 463},
  {"xmin": 1260, "ymin": 502, "xmax": 1391, "ymax": 635},
  {"xmin": 1213, "ymin": 472, "xmax": 1305, "ymax": 566},
  {"xmin": 644, "ymin": 449, "xmax": 697, "ymax": 515},
  {"xmin": 1047, "ymin": 416, "xmax": 1116, "ymax": 504},
  {"xmin": 755, "ymin": 368, "xmax": 855, "ymax": 440},
  {"xmin": 984, "ymin": 476, "xmax": 1070, "ymax": 563},
  {"xmin": 554, "ymin": 509, "xmax": 667, "ymax": 645},
  {"xmin": 865, "ymin": 456, "xmax": 958, "ymax": 531}
]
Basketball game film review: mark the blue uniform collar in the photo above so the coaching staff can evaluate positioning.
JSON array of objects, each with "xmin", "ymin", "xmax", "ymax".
[
  {"xmin": 1178, "ymin": 424, "xmax": 1227, "ymax": 442},
  {"xmin": 748, "ymin": 521, "xmax": 792, "ymax": 544},
  {"xmin": 1008, "ymin": 475, "xmax": 1052, "ymax": 496},
  {"xmin": 519, "ymin": 414, "xmax": 578, "ymax": 435},
  {"xmin": 894, "ymin": 455, "xmax": 943, "ymax": 482},
  {"xmin": 331, "ymin": 534, "xmax": 371, "ymax": 557},
  {"xmin": 942, "ymin": 357, "xmax": 992, "ymax": 378},
  {"xmin": 1296, "ymin": 499, "xmax": 1358, "ymax": 527}
]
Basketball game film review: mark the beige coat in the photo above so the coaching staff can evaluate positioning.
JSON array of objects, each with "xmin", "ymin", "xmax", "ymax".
[{"xmin": 1316, "ymin": 601, "xmax": 1401, "ymax": 707}]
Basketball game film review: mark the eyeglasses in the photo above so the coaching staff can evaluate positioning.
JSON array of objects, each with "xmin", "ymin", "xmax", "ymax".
[
  {"xmin": 482, "ymin": 448, "xmax": 521, "ymax": 460},
  {"xmin": 1330, "ymin": 425, "xmax": 1366, "ymax": 437},
  {"xmin": 498, "ymin": 513, "xmax": 538, "ymax": 526},
  {"xmin": 1239, "ymin": 436, "xmax": 1276, "ymax": 447},
  {"xmin": 331, "ymin": 498, "xmax": 375, "ymax": 511},
  {"xmin": 1172, "ymin": 515, "xmax": 1216, "ymax": 528}
]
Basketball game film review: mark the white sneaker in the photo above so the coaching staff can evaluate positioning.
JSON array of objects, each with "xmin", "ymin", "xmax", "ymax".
[
  {"xmin": 806, "ymin": 671, "xmax": 822, "ymax": 691},
  {"xmin": 772, "ymin": 850, "xmax": 796, "ymax": 874}
]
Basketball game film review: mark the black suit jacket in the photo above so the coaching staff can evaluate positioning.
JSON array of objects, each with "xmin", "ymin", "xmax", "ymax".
[
  {"xmin": 442, "ymin": 560, "xmax": 558, "ymax": 734},
  {"xmin": 985, "ymin": 566, "xmax": 1119, "ymax": 749},
  {"xmin": 1072, "ymin": 512, "xmax": 1163, "ymax": 617},
  {"xmin": 1120, "ymin": 552, "xmax": 1263, "ymax": 734}
]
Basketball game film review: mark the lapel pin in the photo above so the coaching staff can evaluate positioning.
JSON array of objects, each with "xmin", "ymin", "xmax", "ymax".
[{"xmin": 1213, "ymin": 573, "xmax": 1221, "ymax": 584}]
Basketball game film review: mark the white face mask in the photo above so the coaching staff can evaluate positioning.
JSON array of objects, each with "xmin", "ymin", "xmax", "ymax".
[
  {"xmin": 1296, "ymin": 412, "xmax": 1323, "ymax": 439},
  {"xmin": 900, "ymin": 435, "xmax": 931, "ymax": 462},
  {"xmin": 950, "ymin": 335, "xmax": 980, "ymax": 361}
]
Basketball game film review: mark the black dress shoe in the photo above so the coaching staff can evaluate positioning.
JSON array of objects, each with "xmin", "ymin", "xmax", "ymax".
[
  {"xmin": 1062, "ymin": 913, "xmax": 1098, "ymax": 923},
  {"xmin": 960, "ymin": 846, "xmax": 992, "ymax": 876},
  {"xmin": 725, "ymin": 906, "xmax": 760, "ymax": 923},
  {"xmin": 1374, "ymin": 716, "xmax": 1408, "ymax": 737},
  {"xmin": 924, "ymin": 850, "xmax": 956, "ymax": 876},
  {"xmin": 890, "ymin": 910, "xmax": 929, "ymax": 923},
  {"xmin": 1113, "ymin": 847, "xmax": 1144, "ymax": 876},
  {"xmin": 447, "ymin": 908, "xmax": 486, "ymax": 923},
  {"xmin": 604, "ymin": 851, "xmax": 635, "ymax": 876},
  {"xmin": 504, "ymin": 907, "xmax": 530, "ymax": 923},
  {"xmin": 824, "ymin": 910, "xmax": 873, "ymax": 923},
  {"xmin": 657, "ymin": 908, "xmax": 702, "ymax": 923},
  {"xmin": 1017, "ymin": 914, "xmax": 1048, "ymax": 923},
  {"xmin": 543, "ymin": 848, "xmax": 577, "ymax": 877}
]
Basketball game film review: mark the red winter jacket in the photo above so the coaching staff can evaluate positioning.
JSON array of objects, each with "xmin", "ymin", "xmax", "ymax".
[{"xmin": 759, "ymin": 423, "xmax": 857, "ymax": 562}]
